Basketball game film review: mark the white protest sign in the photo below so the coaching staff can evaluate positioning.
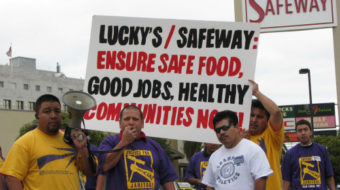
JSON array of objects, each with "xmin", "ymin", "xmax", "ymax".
[{"xmin": 83, "ymin": 15, "xmax": 260, "ymax": 143}]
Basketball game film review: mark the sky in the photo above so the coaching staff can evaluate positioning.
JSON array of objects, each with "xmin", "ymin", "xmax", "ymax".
[{"xmin": 0, "ymin": 0, "xmax": 337, "ymax": 110}]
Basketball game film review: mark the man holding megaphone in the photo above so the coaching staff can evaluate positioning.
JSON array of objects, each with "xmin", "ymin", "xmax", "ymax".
[{"xmin": 0, "ymin": 94, "xmax": 97, "ymax": 190}]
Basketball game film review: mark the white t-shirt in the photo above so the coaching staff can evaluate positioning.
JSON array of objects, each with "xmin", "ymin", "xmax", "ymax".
[{"xmin": 202, "ymin": 139, "xmax": 273, "ymax": 190}]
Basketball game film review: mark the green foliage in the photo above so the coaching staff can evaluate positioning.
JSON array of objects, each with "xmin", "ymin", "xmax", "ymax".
[
  {"xmin": 313, "ymin": 135, "xmax": 340, "ymax": 184},
  {"xmin": 87, "ymin": 130, "xmax": 107, "ymax": 147},
  {"xmin": 281, "ymin": 143, "xmax": 288, "ymax": 162},
  {"xmin": 18, "ymin": 112, "xmax": 107, "ymax": 147},
  {"xmin": 183, "ymin": 141, "xmax": 202, "ymax": 160},
  {"xmin": 18, "ymin": 121, "xmax": 37, "ymax": 139},
  {"xmin": 151, "ymin": 137, "xmax": 172, "ymax": 156}
]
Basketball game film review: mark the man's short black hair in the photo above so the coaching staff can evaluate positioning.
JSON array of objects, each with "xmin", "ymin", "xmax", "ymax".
[
  {"xmin": 212, "ymin": 110, "xmax": 238, "ymax": 129},
  {"xmin": 295, "ymin": 119, "xmax": 312, "ymax": 131},
  {"xmin": 120, "ymin": 105, "xmax": 144, "ymax": 120},
  {"xmin": 252, "ymin": 99, "xmax": 270, "ymax": 119},
  {"xmin": 35, "ymin": 94, "xmax": 60, "ymax": 114}
]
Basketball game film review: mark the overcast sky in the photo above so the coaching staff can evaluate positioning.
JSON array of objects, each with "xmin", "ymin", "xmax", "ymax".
[{"xmin": 0, "ymin": 0, "xmax": 337, "ymax": 108}]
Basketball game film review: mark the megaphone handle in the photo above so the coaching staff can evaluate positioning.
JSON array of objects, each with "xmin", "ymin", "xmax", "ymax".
[
  {"xmin": 70, "ymin": 129, "xmax": 84, "ymax": 142},
  {"xmin": 77, "ymin": 134, "xmax": 84, "ymax": 141}
]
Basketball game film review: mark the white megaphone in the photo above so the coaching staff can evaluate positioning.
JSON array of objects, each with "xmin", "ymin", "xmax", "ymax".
[{"xmin": 62, "ymin": 91, "xmax": 96, "ymax": 144}]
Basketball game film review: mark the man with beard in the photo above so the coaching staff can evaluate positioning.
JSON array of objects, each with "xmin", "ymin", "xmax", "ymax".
[
  {"xmin": 281, "ymin": 119, "xmax": 335, "ymax": 190},
  {"xmin": 184, "ymin": 143, "xmax": 220, "ymax": 189},
  {"xmin": 0, "ymin": 94, "xmax": 97, "ymax": 190}
]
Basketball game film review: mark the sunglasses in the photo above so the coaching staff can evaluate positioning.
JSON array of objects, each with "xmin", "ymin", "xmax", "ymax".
[{"xmin": 214, "ymin": 124, "xmax": 232, "ymax": 133}]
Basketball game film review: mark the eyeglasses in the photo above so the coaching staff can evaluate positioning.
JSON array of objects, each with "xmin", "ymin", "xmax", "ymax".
[{"xmin": 214, "ymin": 124, "xmax": 232, "ymax": 133}]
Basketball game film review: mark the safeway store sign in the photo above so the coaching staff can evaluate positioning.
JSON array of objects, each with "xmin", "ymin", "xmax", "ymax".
[{"xmin": 242, "ymin": 0, "xmax": 337, "ymax": 32}]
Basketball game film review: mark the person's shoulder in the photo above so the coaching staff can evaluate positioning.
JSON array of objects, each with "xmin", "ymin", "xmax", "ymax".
[
  {"xmin": 191, "ymin": 151, "xmax": 204, "ymax": 158},
  {"xmin": 240, "ymin": 139, "xmax": 268, "ymax": 156},
  {"xmin": 312, "ymin": 142, "xmax": 325, "ymax": 148},
  {"xmin": 285, "ymin": 143, "xmax": 300, "ymax": 154},
  {"xmin": 145, "ymin": 137, "xmax": 162, "ymax": 148},
  {"xmin": 9, "ymin": 129, "xmax": 38, "ymax": 152},
  {"xmin": 144, "ymin": 138, "xmax": 169, "ymax": 155},
  {"xmin": 241, "ymin": 138, "xmax": 261, "ymax": 148},
  {"xmin": 104, "ymin": 134, "xmax": 119, "ymax": 141},
  {"xmin": 209, "ymin": 146, "xmax": 223, "ymax": 159},
  {"xmin": 100, "ymin": 134, "xmax": 119, "ymax": 146},
  {"xmin": 16, "ymin": 128, "xmax": 38, "ymax": 142},
  {"xmin": 312, "ymin": 142, "xmax": 328, "ymax": 152}
]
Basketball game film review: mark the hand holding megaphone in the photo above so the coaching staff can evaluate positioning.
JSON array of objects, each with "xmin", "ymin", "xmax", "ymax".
[
  {"xmin": 71, "ymin": 128, "xmax": 87, "ymax": 148},
  {"xmin": 62, "ymin": 91, "xmax": 96, "ymax": 145}
]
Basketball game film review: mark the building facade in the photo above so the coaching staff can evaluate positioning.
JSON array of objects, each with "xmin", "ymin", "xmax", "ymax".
[{"xmin": 0, "ymin": 57, "xmax": 84, "ymax": 111}]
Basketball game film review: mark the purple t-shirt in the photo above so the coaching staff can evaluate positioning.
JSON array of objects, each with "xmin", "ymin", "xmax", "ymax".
[
  {"xmin": 99, "ymin": 134, "xmax": 178, "ymax": 190},
  {"xmin": 281, "ymin": 143, "xmax": 334, "ymax": 190},
  {"xmin": 184, "ymin": 151, "xmax": 210, "ymax": 190}
]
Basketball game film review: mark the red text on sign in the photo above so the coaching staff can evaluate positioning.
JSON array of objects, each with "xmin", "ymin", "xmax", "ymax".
[
  {"xmin": 158, "ymin": 54, "xmax": 195, "ymax": 74},
  {"xmin": 198, "ymin": 56, "xmax": 242, "ymax": 77},
  {"xmin": 97, "ymin": 51, "xmax": 156, "ymax": 72}
]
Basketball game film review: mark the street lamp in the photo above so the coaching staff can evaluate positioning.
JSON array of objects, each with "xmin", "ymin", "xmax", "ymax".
[{"xmin": 299, "ymin": 68, "xmax": 314, "ymax": 135}]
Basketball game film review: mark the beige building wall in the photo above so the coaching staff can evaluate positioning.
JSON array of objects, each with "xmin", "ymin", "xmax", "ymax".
[{"xmin": 0, "ymin": 109, "xmax": 35, "ymax": 156}]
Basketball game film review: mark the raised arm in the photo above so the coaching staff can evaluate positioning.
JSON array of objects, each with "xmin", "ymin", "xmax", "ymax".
[
  {"xmin": 249, "ymin": 80, "xmax": 283, "ymax": 131},
  {"xmin": 73, "ymin": 129, "xmax": 97, "ymax": 177}
]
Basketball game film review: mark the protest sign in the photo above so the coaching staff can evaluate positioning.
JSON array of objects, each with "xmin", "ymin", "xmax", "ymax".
[{"xmin": 83, "ymin": 15, "xmax": 260, "ymax": 143}]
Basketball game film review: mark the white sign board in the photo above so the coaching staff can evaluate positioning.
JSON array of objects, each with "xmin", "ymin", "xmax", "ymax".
[
  {"xmin": 84, "ymin": 15, "xmax": 260, "ymax": 143},
  {"xmin": 242, "ymin": 0, "xmax": 337, "ymax": 32}
]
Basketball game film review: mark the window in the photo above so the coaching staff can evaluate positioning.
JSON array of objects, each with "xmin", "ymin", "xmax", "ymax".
[
  {"xmin": 47, "ymin": 86, "xmax": 52, "ymax": 92},
  {"xmin": 35, "ymin": 85, "xmax": 40, "ymax": 91},
  {"xmin": 0, "ymin": 81, "xmax": 3, "ymax": 88},
  {"xmin": 58, "ymin": 88, "xmax": 63, "ymax": 93},
  {"xmin": 24, "ymin": 84, "xmax": 29, "ymax": 90},
  {"xmin": 29, "ymin": 102, "xmax": 36, "ymax": 111},
  {"xmin": 9, "ymin": 82, "xmax": 16, "ymax": 89},
  {"xmin": 16, "ymin": 100, "xmax": 24, "ymax": 110},
  {"xmin": 4, "ymin": 99, "xmax": 11, "ymax": 109}
]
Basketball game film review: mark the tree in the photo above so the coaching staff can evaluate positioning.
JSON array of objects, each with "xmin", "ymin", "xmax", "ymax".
[
  {"xmin": 183, "ymin": 141, "xmax": 202, "ymax": 160},
  {"xmin": 151, "ymin": 137, "xmax": 172, "ymax": 156},
  {"xmin": 313, "ymin": 135, "xmax": 340, "ymax": 184}
]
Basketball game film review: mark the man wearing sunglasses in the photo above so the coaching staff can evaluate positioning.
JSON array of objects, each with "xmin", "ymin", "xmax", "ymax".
[{"xmin": 202, "ymin": 110, "xmax": 272, "ymax": 190}]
